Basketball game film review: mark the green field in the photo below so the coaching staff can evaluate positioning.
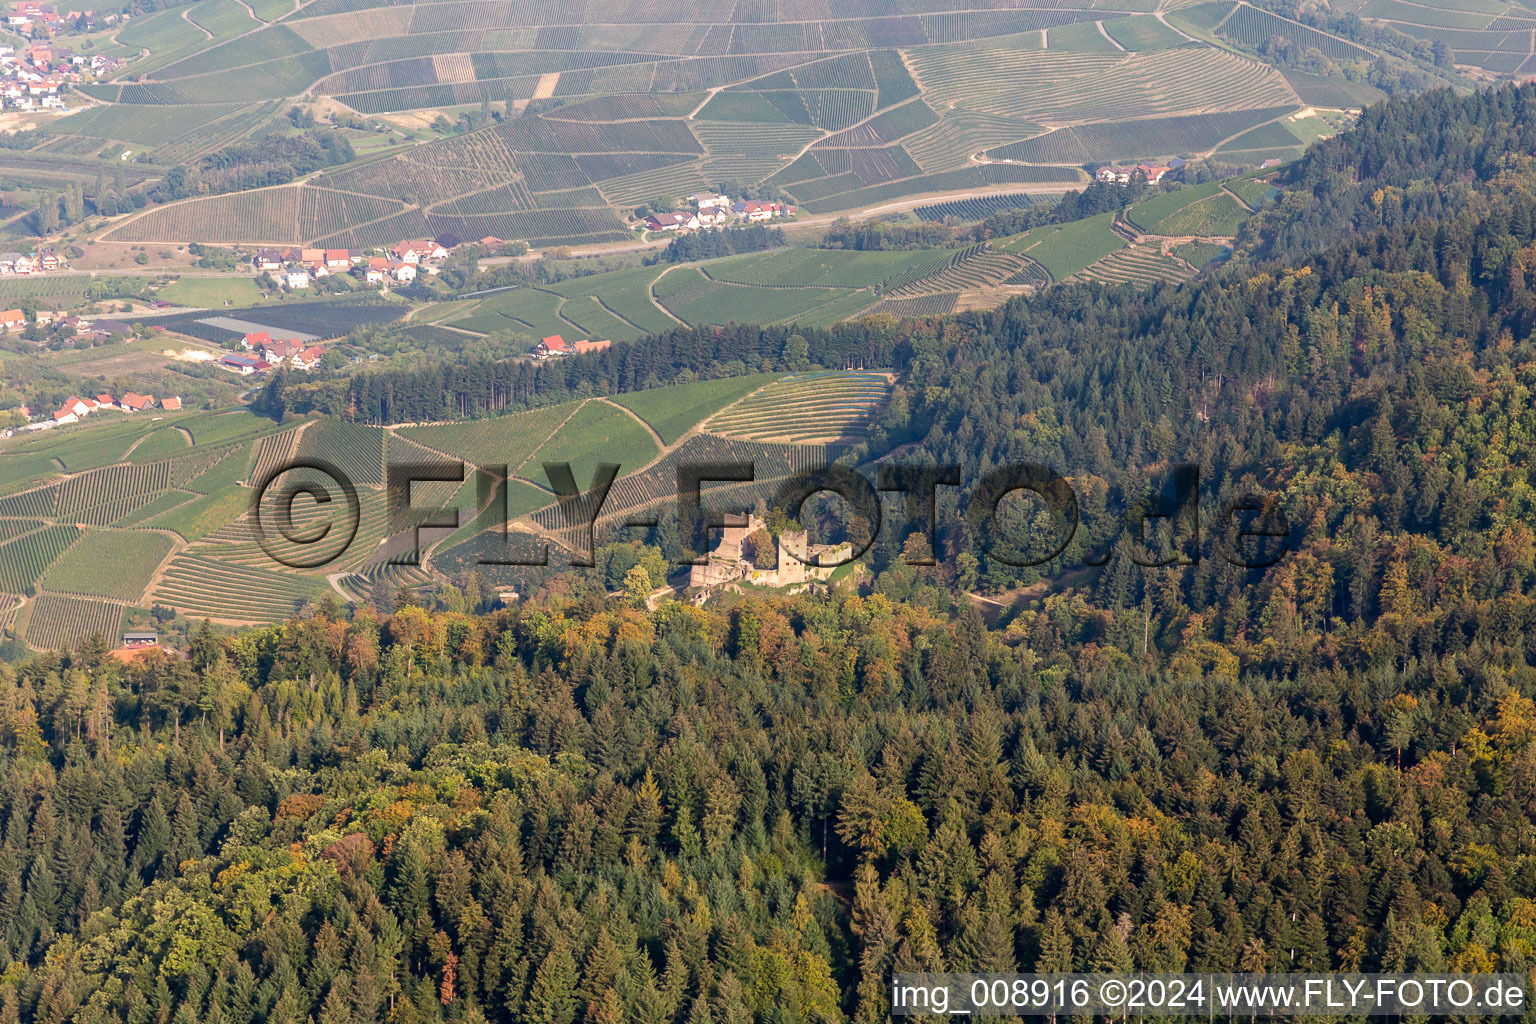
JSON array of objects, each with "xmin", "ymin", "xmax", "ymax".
[
  {"xmin": 1000, "ymin": 213, "xmax": 1128, "ymax": 279},
  {"xmin": 397, "ymin": 405, "xmax": 574, "ymax": 471},
  {"xmin": 1047, "ymin": 19, "xmax": 1129, "ymax": 52},
  {"xmin": 518, "ymin": 401, "xmax": 660, "ymax": 484},
  {"xmin": 157, "ymin": 276, "xmax": 264, "ymax": 308},
  {"xmin": 1126, "ymin": 182, "xmax": 1250, "ymax": 235},
  {"xmin": 1102, "ymin": 14, "xmax": 1192, "ymax": 50},
  {"xmin": 128, "ymin": 427, "xmax": 194, "ymax": 462},
  {"xmin": 1173, "ymin": 240, "xmax": 1230, "ymax": 269},
  {"xmin": 612, "ymin": 373, "xmax": 779, "ymax": 445},
  {"xmin": 543, "ymin": 268, "xmax": 685, "ymax": 337},
  {"xmin": 654, "ymin": 268, "xmax": 857, "ymax": 327},
  {"xmin": 180, "ymin": 410, "xmax": 283, "ymax": 448},
  {"xmin": 114, "ymin": 8, "xmax": 212, "ymax": 75},
  {"xmin": 39, "ymin": 528, "xmax": 175, "ymax": 602},
  {"xmin": 143, "ymin": 486, "xmax": 250, "ymax": 542},
  {"xmin": 704, "ymin": 248, "xmax": 946, "ymax": 289}
]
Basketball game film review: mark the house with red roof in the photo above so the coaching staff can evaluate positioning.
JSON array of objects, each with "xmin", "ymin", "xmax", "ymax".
[
  {"xmin": 260, "ymin": 337, "xmax": 304, "ymax": 363},
  {"xmin": 292, "ymin": 346, "xmax": 325, "ymax": 371},
  {"xmin": 120, "ymin": 392, "xmax": 154, "ymax": 412},
  {"xmin": 0, "ymin": 309, "xmax": 24, "ymax": 330},
  {"xmin": 571, "ymin": 339, "xmax": 611, "ymax": 355},
  {"xmin": 160, "ymin": 396, "xmax": 181, "ymax": 410},
  {"xmin": 535, "ymin": 335, "xmax": 567, "ymax": 358},
  {"xmin": 241, "ymin": 331, "xmax": 271, "ymax": 350}
]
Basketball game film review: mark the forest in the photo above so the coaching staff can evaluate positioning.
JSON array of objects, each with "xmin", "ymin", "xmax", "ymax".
[{"xmin": 9, "ymin": 83, "xmax": 1536, "ymax": 1023}]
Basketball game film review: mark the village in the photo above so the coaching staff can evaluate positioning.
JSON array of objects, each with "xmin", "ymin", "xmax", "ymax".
[
  {"xmin": 3, "ymin": 386, "xmax": 181, "ymax": 436},
  {"xmin": 0, "ymin": 2, "xmax": 128, "ymax": 112},
  {"xmin": 249, "ymin": 239, "xmax": 456, "ymax": 290},
  {"xmin": 641, "ymin": 193, "xmax": 795, "ymax": 233}
]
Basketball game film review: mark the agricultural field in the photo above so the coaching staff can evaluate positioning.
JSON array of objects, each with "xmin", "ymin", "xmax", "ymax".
[
  {"xmin": 1126, "ymin": 182, "xmax": 1252, "ymax": 236},
  {"xmin": 150, "ymin": 299, "xmax": 409, "ymax": 343},
  {"xmin": 653, "ymin": 269, "xmax": 864, "ymax": 327},
  {"xmin": 155, "ymin": 276, "xmax": 264, "ymax": 308},
  {"xmin": 702, "ymin": 371, "xmax": 895, "ymax": 445},
  {"xmin": 1073, "ymin": 242, "xmax": 1196, "ymax": 286},
  {"xmin": 23, "ymin": 596, "xmax": 124, "ymax": 651},
  {"xmin": 54, "ymin": 0, "xmax": 1478, "ymax": 246},
  {"xmin": 1172, "ymin": 240, "xmax": 1231, "ymax": 269},
  {"xmin": 611, "ymin": 374, "xmax": 780, "ymax": 445},
  {"xmin": 999, "ymin": 213, "xmax": 1129, "ymax": 280},
  {"xmin": 517, "ymin": 400, "xmax": 660, "ymax": 484},
  {"xmin": 38, "ymin": 528, "xmax": 176, "ymax": 602}
]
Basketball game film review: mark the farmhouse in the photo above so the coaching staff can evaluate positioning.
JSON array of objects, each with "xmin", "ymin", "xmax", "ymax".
[
  {"xmin": 120, "ymin": 392, "xmax": 154, "ymax": 411},
  {"xmin": 688, "ymin": 192, "xmax": 730, "ymax": 211},
  {"xmin": 292, "ymin": 346, "xmax": 326, "ymax": 371},
  {"xmin": 1095, "ymin": 163, "xmax": 1170, "ymax": 185},
  {"xmin": 241, "ymin": 331, "xmax": 271, "ymax": 350},
  {"xmin": 391, "ymin": 261, "xmax": 416, "ymax": 283},
  {"xmin": 218, "ymin": 353, "xmax": 271, "ymax": 376},
  {"xmin": 644, "ymin": 211, "xmax": 697, "ymax": 232},
  {"xmin": 734, "ymin": 200, "xmax": 787, "ymax": 222},
  {"xmin": 120, "ymin": 631, "xmax": 158, "ymax": 648},
  {"xmin": 285, "ymin": 270, "xmax": 311, "ymax": 290},
  {"xmin": 260, "ymin": 337, "xmax": 304, "ymax": 363},
  {"xmin": 323, "ymin": 248, "xmax": 351, "ymax": 268},
  {"xmin": 0, "ymin": 308, "xmax": 23, "ymax": 329},
  {"xmin": 160, "ymin": 396, "xmax": 181, "ymax": 410},
  {"xmin": 51, "ymin": 408, "xmax": 75, "ymax": 425},
  {"xmin": 571, "ymin": 338, "xmax": 610, "ymax": 355},
  {"xmin": 392, "ymin": 239, "xmax": 448, "ymax": 263},
  {"xmin": 535, "ymin": 335, "xmax": 567, "ymax": 358},
  {"xmin": 93, "ymin": 392, "xmax": 113, "ymax": 407}
]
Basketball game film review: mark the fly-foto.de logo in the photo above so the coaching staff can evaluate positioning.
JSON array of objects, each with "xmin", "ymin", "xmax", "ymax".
[{"xmin": 250, "ymin": 458, "xmax": 1293, "ymax": 572}]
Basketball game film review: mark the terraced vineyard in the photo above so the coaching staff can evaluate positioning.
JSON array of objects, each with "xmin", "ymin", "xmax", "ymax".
[
  {"xmin": 1073, "ymin": 242, "xmax": 1197, "ymax": 286},
  {"xmin": 703, "ymin": 372, "xmax": 894, "ymax": 444},
  {"xmin": 149, "ymin": 553, "xmax": 332, "ymax": 622},
  {"xmin": 865, "ymin": 293, "xmax": 961, "ymax": 317},
  {"xmin": 883, "ymin": 243, "xmax": 1047, "ymax": 297}
]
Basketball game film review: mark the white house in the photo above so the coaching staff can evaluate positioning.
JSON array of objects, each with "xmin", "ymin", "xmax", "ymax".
[{"xmin": 285, "ymin": 270, "xmax": 311, "ymax": 289}]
